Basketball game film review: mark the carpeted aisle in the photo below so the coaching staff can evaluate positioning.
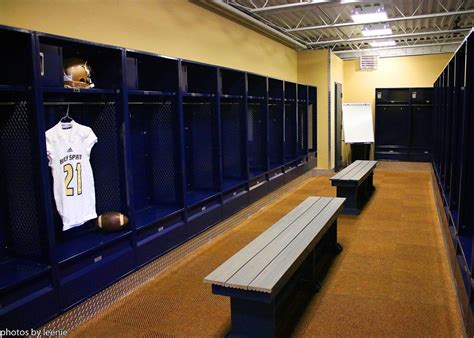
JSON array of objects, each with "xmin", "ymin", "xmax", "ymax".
[{"xmin": 70, "ymin": 166, "xmax": 464, "ymax": 337}]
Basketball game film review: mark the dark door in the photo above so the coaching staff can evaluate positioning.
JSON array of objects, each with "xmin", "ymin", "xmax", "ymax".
[{"xmin": 335, "ymin": 82, "xmax": 343, "ymax": 171}]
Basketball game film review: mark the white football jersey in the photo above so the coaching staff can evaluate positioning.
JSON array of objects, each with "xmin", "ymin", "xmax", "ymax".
[{"xmin": 46, "ymin": 120, "xmax": 98, "ymax": 231}]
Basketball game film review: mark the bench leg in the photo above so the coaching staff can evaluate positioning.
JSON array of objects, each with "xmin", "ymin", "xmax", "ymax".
[
  {"xmin": 230, "ymin": 298, "xmax": 277, "ymax": 338},
  {"xmin": 366, "ymin": 172, "xmax": 375, "ymax": 192},
  {"xmin": 336, "ymin": 186, "xmax": 360, "ymax": 215},
  {"xmin": 364, "ymin": 172, "xmax": 375, "ymax": 199},
  {"xmin": 301, "ymin": 221, "xmax": 342, "ymax": 292}
]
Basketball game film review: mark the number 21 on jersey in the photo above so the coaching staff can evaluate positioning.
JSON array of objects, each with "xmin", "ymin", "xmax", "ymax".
[{"xmin": 63, "ymin": 162, "xmax": 82, "ymax": 196}]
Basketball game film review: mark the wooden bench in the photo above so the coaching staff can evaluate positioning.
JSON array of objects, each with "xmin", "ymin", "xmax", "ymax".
[
  {"xmin": 204, "ymin": 196, "xmax": 345, "ymax": 337},
  {"xmin": 330, "ymin": 160, "xmax": 377, "ymax": 215}
]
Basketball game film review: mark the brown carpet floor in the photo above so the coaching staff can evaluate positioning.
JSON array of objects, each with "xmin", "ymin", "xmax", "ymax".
[{"xmin": 70, "ymin": 166, "xmax": 463, "ymax": 337}]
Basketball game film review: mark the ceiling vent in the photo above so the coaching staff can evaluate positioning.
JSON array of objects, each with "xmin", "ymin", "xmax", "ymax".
[{"xmin": 359, "ymin": 55, "xmax": 379, "ymax": 70}]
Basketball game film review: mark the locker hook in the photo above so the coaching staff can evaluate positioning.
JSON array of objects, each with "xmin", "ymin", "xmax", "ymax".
[{"xmin": 60, "ymin": 104, "xmax": 73, "ymax": 129}]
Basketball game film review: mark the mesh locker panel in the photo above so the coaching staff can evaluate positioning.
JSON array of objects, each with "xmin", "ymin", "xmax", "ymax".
[
  {"xmin": 150, "ymin": 100, "xmax": 178, "ymax": 204},
  {"xmin": 0, "ymin": 100, "xmax": 43, "ymax": 258},
  {"xmin": 308, "ymin": 103, "xmax": 314, "ymax": 150},
  {"xmin": 89, "ymin": 103, "xmax": 123, "ymax": 214},
  {"xmin": 285, "ymin": 103, "xmax": 296, "ymax": 159},
  {"xmin": 268, "ymin": 102, "xmax": 283, "ymax": 165},
  {"xmin": 312, "ymin": 102, "xmax": 317, "ymax": 151},
  {"xmin": 307, "ymin": 102, "xmax": 317, "ymax": 150},
  {"xmin": 130, "ymin": 100, "xmax": 179, "ymax": 209},
  {"xmin": 297, "ymin": 103, "xmax": 306, "ymax": 154},
  {"xmin": 248, "ymin": 102, "xmax": 266, "ymax": 171},
  {"xmin": 184, "ymin": 100, "xmax": 216, "ymax": 190},
  {"xmin": 221, "ymin": 100, "xmax": 243, "ymax": 179}
]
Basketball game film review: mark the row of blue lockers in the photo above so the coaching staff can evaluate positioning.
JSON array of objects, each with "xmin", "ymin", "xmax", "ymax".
[
  {"xmin": 0, "ymin": 24, "xmax": 317, "ymax": 329},
  {"xmin": 432, "ymin": 30, "xmax": 474, "ymax": 316}
]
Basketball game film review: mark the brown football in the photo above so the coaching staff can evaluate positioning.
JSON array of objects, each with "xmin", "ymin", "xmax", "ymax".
[{"xmin": 96, "ymin": 212, "xmax": 129, "ymax": 232}]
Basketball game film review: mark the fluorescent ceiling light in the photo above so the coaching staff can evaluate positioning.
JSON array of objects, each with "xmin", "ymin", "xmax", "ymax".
[
  {"xmin": 351, "ymin": 5, "xmax": 388, "ymax": 24},
  {"xmin": 361, "ymin": 24, "xmax": 392, "ymax": 37},
  {"xmin": 370, "ymin": 40, "xmax": 396, "ymax": 47}
]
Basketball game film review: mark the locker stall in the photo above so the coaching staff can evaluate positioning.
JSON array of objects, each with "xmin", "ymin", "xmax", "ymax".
[
  {"xmin": 448, "ymin": 45, "xmax": 466, "ymax": 217},
  {"xmin": 307, "ymin": 87, "xmax": 317, "ymax": 168},
  {"xmin": 219, "ymin": 69, "xmax": 247, "ymax": 191},
  {"xmin": 0, "ymin": 25, "xmax": 317, "ymax": 329},
  {"xmin": 219, "ymin": 69, "xmax": 249, "ymax": 218},
  {"xmin": 409, "ymin": 88, "xmax": 433, "ymax": 162},
  {"xmin": 297, "ymin": 84, "xmax": 308, "ymax": 158},
  {"xmin": 125, "ymin": 51, "xmax": 185, "ymax": 266},
  {"xmin": 247, "ymin": 74, "xmax": 268, "ymax": 202},
  {"xmin": 375, "ymin": 87, "xmax": 432, "ymax": 162},
  {"xmin": 182, "ymin": 62, "xmax": 222, "ymax": 237},
  {"xmin": 284, "ymin": 82, "xmax": 298, "ymax": 181},
  {"xmin": 443, "ymin": 61, "xmax": 455, "ymax": 197},
  {"xmin": 284, "ymin": 82, "xmax": 297, "ymax": 162},
  {"xmin": 39, "ymin": 33, "xmax": 134, "ymax": 310},
  {"xmin": 126, "ymin": 51, "xmax": 183, "ymax": 228},
  {"xmin": 433, "ymin": 32, "xmax": 474, "ymax": 315},
  {"xmin": 0, "ymin": 27, "xmax": 58, "ymax": 329},
  {"xmin": 375, "ymin": 88, "xmax": 410, "ymax": 160},
  {"xmin": 267, "ymin": 78, "xmax": 285, "ymax": 192},
  {"xmin": 247, "ymin": 74, "xmax": 268, "ymax": 178},
  {"xmin": 296, "ymin": 84, "xmax": 309, "ymax": 175}
]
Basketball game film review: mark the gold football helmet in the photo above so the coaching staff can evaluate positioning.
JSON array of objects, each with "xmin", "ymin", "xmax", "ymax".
[{"xmin": 63, "ymin": 58, "xmax": 95, "ymax": 89}]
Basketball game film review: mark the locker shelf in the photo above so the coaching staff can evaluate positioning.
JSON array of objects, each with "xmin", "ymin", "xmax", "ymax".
[
  {"xmin": 128, "ymin": 89, "xmax": 176, "ymax": 97},
  {"xmin": 249, "ymin": 169, "xmax": 266, "ymax": 178},
  {"xmin": 0, "ymin": 85, "xmax": 29, "ymax": 92},
  {"xmin": 125, "ymin": 50, "xmax": 179, "ymax": 93},
  {"xmin": 181, "ymin": 61, "xmax": 217, "ymax": 95},
  {"xmin": 220, "ymin": 69, "xmax": 245, "ymax": 97},
  {"xmin": 134, "ymin": 206, "xmax": 184, "ymax": 230},
  {"xmin": 222, "ymin": 178, "xmax": 247, "ymax": 192},
  {"xmin": 42, "ymin": 87, "xmax": 117, "ymax": 95},
  {"xmin": 248, "ymin": 95, "xmax": 265, "ymax": 100},
  {"xmin": 182, "ymin": 92, "xmax": 215, "ymax": 98},
  {"xmin": 269, "ymin": 162, "xmax": 284, "ymax": 170},
  {"xmin": 221, "ymin": 94, "xmax": 243, "ymax": 99},
  {"xmin": 0, "ymin": 257, "xmax": 50, "ymax": 292},
  {"xmin": 185, "ymin": 190, "xmax": 220, "ymax": 207},
  {"xmin": 56, "ymin": 229, "xmax": 132, "ymax": 264}
]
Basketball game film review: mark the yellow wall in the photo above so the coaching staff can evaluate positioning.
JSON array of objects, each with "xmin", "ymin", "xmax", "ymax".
[
  {"xmin": 330, "ymin": 53, "xmax": 344, "ymax": 169},
  {"xmin": 0, "ymin": 1, "xmax": 453, "ymax": 168},
  {"xmin": 297, "ymin": 49, "xmax": 329, "ymax": 169},
  {"xmin": 0, "ymin": 0, "xmax": 297, "ymax": 81},
  {"xmin": 343, "ymin": 53, "xmax": 451, "ymax": 159}
]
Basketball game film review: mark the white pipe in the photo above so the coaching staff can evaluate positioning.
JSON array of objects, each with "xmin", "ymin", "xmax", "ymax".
[
  {"xmin": 287, "ymin": 9, "xmax": 474, "ymax": 32},
  {"xmin": 309, "ymin": 28, "xmax": 471, "ymax": 46},
  {"xmin": 201, "ymin": 0, "xmax": 307, "ymax": 49},
  {"xmin": 333, "ymin": 41, "xmax": 462, "ymax": 54}
]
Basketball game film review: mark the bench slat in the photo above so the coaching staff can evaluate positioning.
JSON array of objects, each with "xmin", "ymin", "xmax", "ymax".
[
  {"xmin": 248, "ymin": 198, "xmax": 345, "ymax": 293},
  {"xmin": 331, "ymin": 160, "xmax": 377, "ymax": 181},
  {"xmin": 203, "ymin": 196, "xmax": 320, "ymax": 286},
  {"xmin": 338, "ymin": 161, "xmax": 373, "ymax": 180},
  {"xmin": 223, "ymin": 197, "xmax": 333, "ymax": 290},
  {"xmin": 331, "ymin": 160, "xmax": 363, "ymax": 180},
  {"xmin": 348, "ymin": 161, "xmax": 377, "ymax": 181}
]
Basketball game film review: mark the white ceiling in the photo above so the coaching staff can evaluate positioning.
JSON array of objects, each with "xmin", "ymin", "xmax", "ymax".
[{"xmin": 214, "ymin": 0, "xmax": 474, "ymax": 59}]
